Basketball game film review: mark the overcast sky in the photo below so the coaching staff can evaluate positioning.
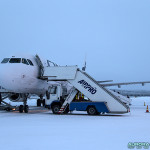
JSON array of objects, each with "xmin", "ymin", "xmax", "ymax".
[{"xmin": 0, "ymin": 0, "xmax": 150, "ymax": 88}]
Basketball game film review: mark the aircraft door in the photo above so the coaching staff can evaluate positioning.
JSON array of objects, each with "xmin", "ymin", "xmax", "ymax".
[
  {"xmin": 50, "ymin": 86, "xmax": 58, "ymax": 101},
  {"xmin": 35, "ymin": 55, "xmax": 44, "ymax": 77}
]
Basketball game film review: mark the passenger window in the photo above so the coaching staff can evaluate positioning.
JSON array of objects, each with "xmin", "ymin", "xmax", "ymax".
[
  {"xmin": 22, "ymin": 58, "xmax": 29, "ymax": 65},
  {"xmin": 27, "ymin": 59, "xmax": 34, "ymax": 66},
  {"xmin": 9, "ymin": 58, "xmax": 21, "ymax": 63},
  {"xmin": 1, "ymin": 58, "xmax": 10, "ymax": 63}
]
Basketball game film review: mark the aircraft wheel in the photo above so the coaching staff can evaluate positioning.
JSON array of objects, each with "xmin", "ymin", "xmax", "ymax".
[
  {"xmin": 6, "ymin": 107, "xmax": 11, "ymax": 111},
  {"xmin": 87, "ymin": 106, "xmax": 97, "ymax": 115},
  {"xmin": 24, "ymin": 105, "xmax": 29, "ymax": 113},
  {"xmin": 0, "ymin": 93, "xmax": 2, "ymax": 104},
  {"xmin": 19, "ymin": 105, "xmax": 24, "ymax": 113},
  {"xmin": 37, "ymin": 99, "xmax": 41, "ymax": 107},
  {"xmin": 42, "ymin": 99, "xmax": 45, "ymax": 107},
  {"xmin": 52, "ymin": 105, "xmax": 60, "ymax": 114}
]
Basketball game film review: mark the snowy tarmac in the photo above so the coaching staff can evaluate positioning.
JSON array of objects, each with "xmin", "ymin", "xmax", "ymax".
[{"xmin": 0, "ymin": 98, "xmax": 150, "ymax": 150}]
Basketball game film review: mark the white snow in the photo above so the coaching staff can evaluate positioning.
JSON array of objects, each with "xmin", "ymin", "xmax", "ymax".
[{"xmin": 0, "ymin": 97, "xmax": 150, "ymax": 150}]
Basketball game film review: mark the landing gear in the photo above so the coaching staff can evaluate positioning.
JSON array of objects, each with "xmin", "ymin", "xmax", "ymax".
[
  {"xmin": 24, "ymin": 105, "xmax": 29, "ymax": 113},
  {"xmin": 6, "ymin": 107, "xmax": 11, "ymax": 111},
  {"xmin": 37, "ymin": 99, "xmax": 41, "ymax": 107},
  {"xmin": 0, "ymin": 93, "xmax": 2, "ymax": 104},
  {"xmin": 37, "ymin": 95, "xmax": 45, "ymax": 107},
  {"xmin": 37, "ymin": 99, "xmax": 45, "ymax": 107},
  {"xmin": 19, "ymin": 105, "xmax": 24, "ymax": 113},
  {"xmin": 42, "ymin": 99, "xmax": 45, "ymax": 107},
  {"xmin": 19, "ymin": 98, "xmax": 29, "ymax": 113},
  {"xmin": 37, "ymin": 87, "xmax": 50, "ymax": 107},
  {"xmin": 19, "ymin": 105, "xmax": 29, "ymax": 113}
]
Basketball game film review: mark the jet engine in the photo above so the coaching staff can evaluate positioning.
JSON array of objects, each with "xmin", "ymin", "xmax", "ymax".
[{"xmin": 9, "ymin": 93, "xmax": 26, "ymax": 102}]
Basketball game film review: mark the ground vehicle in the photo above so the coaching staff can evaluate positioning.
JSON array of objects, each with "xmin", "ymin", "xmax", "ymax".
[
  {"xmin": 43, "ymin": 65, "xmax": 130, "ymax": 115},
  {"xmin": 43, "ymin": 66, "xmax": 129, "ymax": 114},
  {"xmin": 45, "ymin": 84, "xmax": 68, "ymax": 109},
  {"xmin": 50, "ymin": 98, "xmax": 109, "ymax": 115},
  {"xmin": 46, "ymin": 88, "xmax": 110, "ymax": 115}
]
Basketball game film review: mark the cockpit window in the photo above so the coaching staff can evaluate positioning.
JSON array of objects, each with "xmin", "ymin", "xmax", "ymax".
[
  {"xmin": 1, "ymin": 58, "xmax": 10, "ymax": 63},
  {"xmin": 27, "ymin": 59, "xmax": 34, "ymax": 66},
  {"xmin": 9, "ymin": 58, "xmax": 21, "ymax": 63},
  {"xmin": 22, "ymin": 58, "xmax": 29, "ymax": 65}
]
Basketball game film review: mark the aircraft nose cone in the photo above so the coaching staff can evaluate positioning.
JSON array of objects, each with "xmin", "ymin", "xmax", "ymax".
[{"xmin": 0, "ymin": 64, "xmax": 24, "ymax": 92}]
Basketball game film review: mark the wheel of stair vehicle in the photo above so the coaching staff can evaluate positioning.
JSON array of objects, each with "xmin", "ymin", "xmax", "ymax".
[
  {"xmin": 52, "ymin": 105, "xmax": 61, "ymax": 114},
  {"xmin": 24, "ymin": 105, "xmax": 29, "ymax": 113},
  {"xmin": 19, "ymin": 105, "xmax": 24, "ymax": 113},
  {"xmin": 87, "ymin": 106, "xmax": 97, "ymax": 115},
  {"xmin": 37, "ymin": 99, "xmax": 41, "ymax": 107}
]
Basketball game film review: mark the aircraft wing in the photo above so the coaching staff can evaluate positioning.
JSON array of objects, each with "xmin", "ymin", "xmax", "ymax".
[
  {"xmin": 100, "ymin": 81, "xmax": 150, "ymax": 88},
  {"xmin": 111, "ymin": 89, "xmax": 150, "ymax": 97}
]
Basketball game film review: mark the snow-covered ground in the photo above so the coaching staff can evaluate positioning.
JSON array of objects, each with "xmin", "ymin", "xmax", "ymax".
[{"xmin": 0, "ymin": 97, "xmax": 150, "ymax": 150}]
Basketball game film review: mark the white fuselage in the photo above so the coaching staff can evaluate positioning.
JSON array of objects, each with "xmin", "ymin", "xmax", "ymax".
[{"xmin": 0, "ymin": 55, "xmax": 49, "ymax": 96}]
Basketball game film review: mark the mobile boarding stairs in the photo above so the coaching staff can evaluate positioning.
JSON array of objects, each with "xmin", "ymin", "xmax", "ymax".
[{"xmin": 40, "ymin": 65, "xmax": 129, "ymax": 114}]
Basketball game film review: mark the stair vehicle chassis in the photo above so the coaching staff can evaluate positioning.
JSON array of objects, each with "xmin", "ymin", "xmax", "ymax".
[{"xmin": 50, "ymin": 99, "xmax": 110, "ymax": 115}]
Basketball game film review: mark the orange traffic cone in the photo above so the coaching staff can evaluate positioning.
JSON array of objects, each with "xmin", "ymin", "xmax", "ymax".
[
  {"xmin": 146, "ymin": 105, "xmax": 149, "ymax": 113},
  {"xmin": 144, "ymin": 102, "xmax": 146, "ymax": 106}
]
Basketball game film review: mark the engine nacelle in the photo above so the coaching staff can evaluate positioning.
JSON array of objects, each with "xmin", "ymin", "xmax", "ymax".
[{"xmin": 9, "ymin": 93, "xmax": 26, "ymax": 102}]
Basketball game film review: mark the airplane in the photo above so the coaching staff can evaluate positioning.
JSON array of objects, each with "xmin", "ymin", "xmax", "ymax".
[
  {"xmin": 110, "ymin": 89, "xmax": 150, "ymax": 97},
  {"xmin": 82, "ymin": 60, "xmax": 150, "ymax": 96},
  {"xmin": 0, "ymin": 54, "xmax": 54, "ymax": 113},
  {"xmin": 0, "ymin": 54, "xmax": 150, "ymax": 113},
  {"xmin": 99, "ymin": 81, "xmax": 150, "ymax": 88},
  {"xmin": 98, "ymin": 80, "xmax": 150, "ymax": 98}
]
